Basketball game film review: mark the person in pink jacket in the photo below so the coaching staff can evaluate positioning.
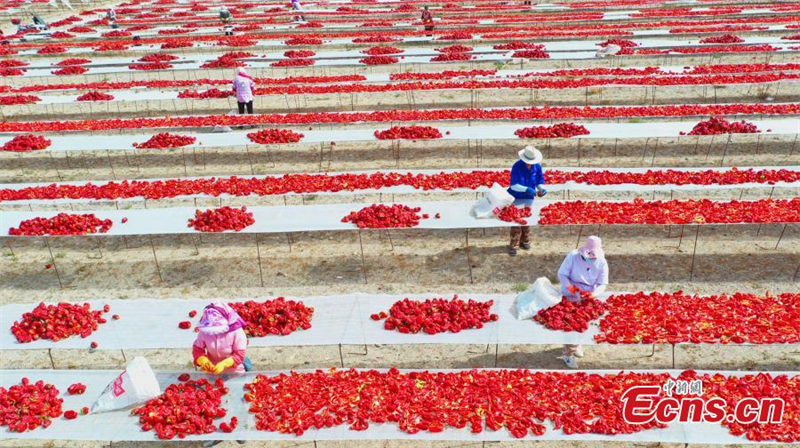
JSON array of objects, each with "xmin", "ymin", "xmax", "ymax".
[
  {"xmin": 193, "ymin": 302, "xmax": 248, "ymax": 375},
  {"xmin": 232, "ymin": 68, "xmax": 256, "ymax": 114}
]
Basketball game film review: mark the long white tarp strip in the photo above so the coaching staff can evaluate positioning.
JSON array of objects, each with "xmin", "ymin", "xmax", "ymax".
[
  {"xmin": 1, "ymin": 119, "xmax": 798, "ymax": 152},
  {"xmin": 1, "ymin": 293, "xmax": 795, "ymax": 350},
  {"xmin": 2, "ymin": 199, "xmax": 532, "ymax": 236},
  {"xmin": 2, "ymin": 165, "xmax": 797, "ymax": 206},
  {"xmin": 3, "ymin": 197, "xmax": 793, "ymax": 238},
  {"xmin": 17, "ymin": 34, "xmax": 798, "ymax": 81},
  {"xmin": 0, "ymin": 368, "xmax": 795, "ymax": 443}
]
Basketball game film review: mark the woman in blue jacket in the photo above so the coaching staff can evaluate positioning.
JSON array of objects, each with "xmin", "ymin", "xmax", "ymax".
[{"xmin": 507, "ymin": 146, "xmax": 547, "ymax": 256}]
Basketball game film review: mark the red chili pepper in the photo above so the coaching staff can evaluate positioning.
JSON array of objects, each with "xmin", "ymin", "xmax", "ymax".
[
  {"xmin": 188, "ymin": 206, "xmax": 255, "ymax": 232},
  {"xmin": 11, "ymin": 302, "xmax": 108, "ymax": 343}
]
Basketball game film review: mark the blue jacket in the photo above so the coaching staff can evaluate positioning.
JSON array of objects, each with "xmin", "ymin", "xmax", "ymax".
[{"xmin": 507, "ymin": 160, "xmax": 545, "ymax": 199}]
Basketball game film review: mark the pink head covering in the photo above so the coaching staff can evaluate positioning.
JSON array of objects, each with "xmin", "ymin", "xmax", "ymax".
[
  {"xmin": 578, "ymin": 235, "xmax": 604, "ymax": 260},
  {"xmin": 198, "ymin": 301, "xmax": 247, "ymax": 335},
  {"xmin": 236, "ymin": 67, "xmax": 253, "ymax": 79}
]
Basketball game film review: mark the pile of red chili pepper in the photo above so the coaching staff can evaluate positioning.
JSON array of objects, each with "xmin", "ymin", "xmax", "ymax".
[
  {"xmin": 1, "ymin": 134, "xmax": 51, "ymax": 152},
  {"xmin": 246, "ymin": 128, "xmax": 305, "ymax": 144},
  {"xmin": 596, "ymin": 291, "xmax": 800, "ymax": 344},
  {"xmin": 0, "ymin": 378, "xmax": 63, "ymax": 432},
  {"xmin": 374, "ymin": 125, "xmax": 443, "ymax": 140},
  {"xmin": 684, "ymin": 116, "xmax": 760, "ymax": 135},
  {"xmin": 496, "ymin": 205, "xmax": 532, "ymax": 225},
  {"xmin": 342, "ymin": 204, "xmax": 424, "ymax": 228},
  {"xmin": 534, "ymin": 295, "xmax": 607, "ymax": 332},
  {"xmin": 132, "ymin": 133, "xmax": 196, "ymax": 149},
  {"xmin": 9, "ymin": 213, "xmax": 113, "ymax": 236},
  {"xmin": 11, "ymin": 302, "xmax": 109, "ymax": 343},
  {"xmin": 514, "ymin": 123, "xmax": 590, "ymax": 138},
  {"xmin": 244, "ymin": 368, "xmax": 800, "ymax": 441},
  {"xmin": 188, "ymin": 206, "xmax": 255, "ymax": 232},
  {"xmin": 132, "ymin": 377, "xmax": 231, "ymax": 440},
  {"xmin": 539, "ymin": 198, "xmax": 800, "ymax": 225},
  {"xmin": 360, "ymin": 55, "xmax": 399, "ymax": 65},
  {"xmin": 230, "ymin": 297, "xmax": 314, "ymax": 337},
  {"xmin": 372, "ymin": 296, "xmax": 498, "ymax": 334},
  {"xmin": 76, "ymin": 91, "xmax": 114, "ymax": 101}
]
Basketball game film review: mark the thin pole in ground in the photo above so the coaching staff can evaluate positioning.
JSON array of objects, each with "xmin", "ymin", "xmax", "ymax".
[
  {"xmin": 106, "ymin": 149, "xmax": 116, "ymax": 179},
  {"xmin": 245, "ymin": 145, "xmax": 255, "ymax": 175},
  {"xmin": 704, "ymin": 134, "xmax": 716, "ymax": 161},
  {"xmin": 689, "ymin": 225, "xmax": 700, "ymax": 281},
  {"xmin": 575, "ymin": 225, "xmax": 584, "ymax": 249},
  {"xmin": 149, "ymin": 235, "xmax": 163, "ymax": 283},
  {"xmin": 358, "ymin": 230, "xmax": 368, "ymax": 284},
  {"xmin": 190, "ymin": 234, "xmax": 200, "ymax": 256},
  {"xmin": 671, "ymin": 344, "xmax": 676, "ymax": 369},
  {"xmin": 719, "ymin": 134, "xmax": 731, "ymax": 166},
  {"xmin": 254, "ymin": 234, "xmax": 265, "ymax": 287},
  {"xmin": 43, "ymin": 237, "xmax": 63, "ymax": 289},
  {"xmin": 464, "ymin": 228, "xmax": 474, "ymax": 284},
  {"xmin": 92, "ymin": 238, "xmax": 103, "ymax": 259},
  {"xmin": 775, "ymin": 223, "xmax": 788, "ymax": 250},
  {"xmin": 49, "ymin": 152, "xmax": 63, "ymax": 181},
  {"xmin": 385, "ymin": 230, "xmax": 394, "ymax": 251},
  {"xmin": 650, "ymin": 137, "xmax": 660, "ymax": 167},
  {"xmin": 181, "ymin": 147, "xmax": 188, "ymax": 176}
]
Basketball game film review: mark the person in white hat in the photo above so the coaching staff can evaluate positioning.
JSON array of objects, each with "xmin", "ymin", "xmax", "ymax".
[
  {"xmin": 506, "ymin": 145, "xmax": 547, "ymax": 256},
  {"xmin": 557, "ymin": 235, "xmax": 609, "ymax": 368}
]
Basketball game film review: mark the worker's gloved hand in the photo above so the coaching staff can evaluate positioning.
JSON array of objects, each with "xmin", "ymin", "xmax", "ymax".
[
  {"xmin": 195, "ymin": 356, "xmax": 214, "ymax": 373},
  {"xmin": 536, "ymin": 187, "xmax": 547, "ymax": 197},
  {"xmin": 567, "ymin": 284, "xmax": 580, "ymax": 295},
  {"xmin": 525, "ymin": 187, "xmax": 536, "ymax": 196},
  {"xmin": 212, "ymin": 357, "xmax": 235, "ymax": 375}
]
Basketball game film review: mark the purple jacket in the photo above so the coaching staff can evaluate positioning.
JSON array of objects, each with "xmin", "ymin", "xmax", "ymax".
[{"xmin": 232, "ymin": 75, "xmax": 255, "ymax": 103}]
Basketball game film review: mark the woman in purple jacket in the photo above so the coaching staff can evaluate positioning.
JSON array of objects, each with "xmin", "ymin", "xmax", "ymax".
[{"xmin": 232, "ymin": 68, "xmax": 256, "ymax": 114}]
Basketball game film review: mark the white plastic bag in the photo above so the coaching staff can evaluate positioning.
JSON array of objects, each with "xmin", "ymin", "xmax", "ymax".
[
  {"xmin": 512, "ymin": 277, "xmax": 561, "ymax": 320},
  {"xmin": 91, "ymin": 357, "xmax": 161, "ymax": 413},
  {"xmin": 471, "ymin": 183, "xmax": 514, "ymax": 218}
]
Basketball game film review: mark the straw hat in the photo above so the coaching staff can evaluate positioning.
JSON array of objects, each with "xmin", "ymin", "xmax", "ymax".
[{"xmin": 518, "ymin": 145, "xmax": 543, "ymax": 165}]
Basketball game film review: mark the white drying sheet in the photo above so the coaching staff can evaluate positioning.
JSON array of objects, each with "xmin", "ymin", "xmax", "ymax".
[
  {"xmin": 2, "ymin": 197, "xmax": 794, "ymax": 238},
  {"xmin": 0, "ymin": 293, "xmax": 591, "ymax": 350},
  {"xmin": 0, "ymin": 368, "xmax": 796, "ymax": 443},
  {"xmin": 2, "ymin": 165, "xmax": 797, "ymax": 206},
  {"xmin": 1, "ymin": 292, "xmax": 794, "ymax": 350},
  {"xmin": 0, "ymin": 118, "xmax": 798, "ymax": 153},
  {"xmin": 1, "ymin": 199, "xmax": 542, "ymax": 237}
]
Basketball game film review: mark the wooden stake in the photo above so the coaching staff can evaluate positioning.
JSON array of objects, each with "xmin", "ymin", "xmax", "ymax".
[
  {"xmin": 149, "ymin": 235, "xmax": 163, "ymax": 283},
  {"xmin": 106, "ymin": 149, "xmax": 116, "ymax": 179},
  {"xmin": 464, "ymin": 228, "xmax": 474, "ymax": 284},
  {"xmin": 254, "ymin": 235, "xmax": 265, "ymax": 287},
  {"xmin": 358, "ymin": 230, "xmax": 368, "ymax": 284},
  {"xmin": 775, "ymin": 223, "xmax": 787, "ymax": 250},
  {"xmin": 719, "ymin": 134, "xmax": 732, "ymax": 166},
  {"xmin": 689, "ymin": 226, "xmax": 700, "ymax": 281},
  {"xmin": 43, "ymin": 237, "xmax": 63, "ymax": 288}
]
